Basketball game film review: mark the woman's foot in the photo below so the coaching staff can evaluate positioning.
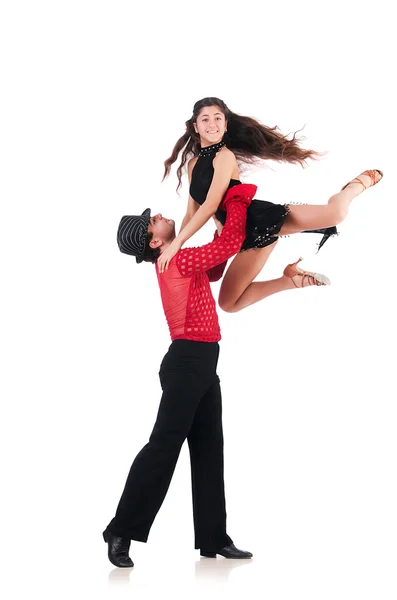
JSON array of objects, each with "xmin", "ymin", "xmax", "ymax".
[
  {"xmin": 341, "ymin": 169, "xmax": 383, "ymax": 193},
  {"xmin": 283, "ymin": 258, "xmax": 330, "ymax": 288}
]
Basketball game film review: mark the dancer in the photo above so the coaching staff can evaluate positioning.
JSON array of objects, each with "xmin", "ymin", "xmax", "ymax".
[
  {"xmin": 103, "ymin": 186, "xmax": 256, "ymax": 568},
  {"xmin": 159, "ymin": 97, "xmax": 383, "ymax": 313}
]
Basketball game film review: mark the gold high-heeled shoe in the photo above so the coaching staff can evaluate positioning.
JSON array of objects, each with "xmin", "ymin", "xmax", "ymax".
[
  {"xmin": 341, "ymin": 169, "xmax": 383, "ymax": 192},
  {"xmin": 283, "ymin": 258, "xmax": 330, "ymax": 288}
]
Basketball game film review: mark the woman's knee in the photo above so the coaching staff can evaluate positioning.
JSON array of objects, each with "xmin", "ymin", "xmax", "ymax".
[
  {"xmin": 218, "ymin": 294, "xmax": 238, "ymax": 313},
  {"xmin": 328, "ymin": 195, "xmax": 349, "ymax": 223}
]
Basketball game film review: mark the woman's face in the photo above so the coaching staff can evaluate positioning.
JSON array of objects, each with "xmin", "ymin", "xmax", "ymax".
[{"xmin": 193, "ymin": 105, "xmax": 227, "ymax": 147}]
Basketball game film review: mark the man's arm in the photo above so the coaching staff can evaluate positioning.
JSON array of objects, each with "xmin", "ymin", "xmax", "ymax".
[
  {"xmin": 175, "ymin": 184, "xmax": 256, "ymax": 278},
  {"xmin": 205, "ymin": 231, "xmax": 226, "ymax": 282},
  {"xmin": 206, "ymin": 220, "xmax": 227, "ymax": 281}
]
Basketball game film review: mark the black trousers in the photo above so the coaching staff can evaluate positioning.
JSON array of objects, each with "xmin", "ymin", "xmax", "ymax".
[{"xmin": 106, "ymin": 339, "xmax": 233, "ymax": 551}]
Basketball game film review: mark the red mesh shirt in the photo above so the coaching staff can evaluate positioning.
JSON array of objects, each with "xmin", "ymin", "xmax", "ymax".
[{"xmin": 155, "ymin": 184, "xmax": 256, "ymax": 342}]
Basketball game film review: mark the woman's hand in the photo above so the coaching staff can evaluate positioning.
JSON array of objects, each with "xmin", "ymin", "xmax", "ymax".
[
  {"xmin": 213, "ymin": 215, "xmax": 223, "ymax": 236},
  {"xmin": 157, "ymin": 237, "xmax": 182, "ymax": 273}
]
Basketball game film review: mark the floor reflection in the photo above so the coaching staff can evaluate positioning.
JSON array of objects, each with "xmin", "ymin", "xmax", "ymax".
[
  {"xmin": 108, "ymin": 566, "xmax": 134, "ymax": 585},
  {"xmin": 195, "ymin": 556, "xmax": 254, "ymax": 582}
]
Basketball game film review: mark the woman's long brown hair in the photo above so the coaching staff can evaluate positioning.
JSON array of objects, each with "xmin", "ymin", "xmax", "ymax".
[{"xmin": 163, "ymin": 96, "xmax": 323, "ymax": 192}]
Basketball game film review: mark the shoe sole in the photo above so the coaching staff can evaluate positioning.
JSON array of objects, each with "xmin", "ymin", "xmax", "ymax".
[{"xmin": 200, "ymin": 552, "xmax": 253, "ymax": 559}]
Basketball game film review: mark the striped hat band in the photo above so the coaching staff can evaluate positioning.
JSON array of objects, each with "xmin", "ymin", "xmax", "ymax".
[{"xmin": 117, "ymin": 208, "xmax": 151, "ymax": 263}]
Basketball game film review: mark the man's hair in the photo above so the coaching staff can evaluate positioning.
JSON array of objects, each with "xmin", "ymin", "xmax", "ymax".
[{"xmin": 143, "ymin": 232, "xmax": 161, "ymax": 264}]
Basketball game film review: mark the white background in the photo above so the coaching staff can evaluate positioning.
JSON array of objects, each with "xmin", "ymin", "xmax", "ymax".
[{"xmin": 1, "ymin": 1, "xmax": 396, "ymax": 599}]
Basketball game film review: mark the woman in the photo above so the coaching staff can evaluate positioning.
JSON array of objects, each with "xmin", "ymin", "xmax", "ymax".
[{"xmin": 159, "ymin": 97, "xmax": 383, "ymax": 313}]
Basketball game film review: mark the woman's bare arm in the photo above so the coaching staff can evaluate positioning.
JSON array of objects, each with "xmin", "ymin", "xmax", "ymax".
[
  {"xmin": 176, "ymin": 149, "xmax": 237, "ymax": 245},
  {"xmin": 178, "ymin": 158, "xmax": 200, "ymax": 234}
]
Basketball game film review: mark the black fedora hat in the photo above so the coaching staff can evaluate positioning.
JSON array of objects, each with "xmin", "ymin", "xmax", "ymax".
[{"xmin": 117, "ymin": 208, "xmax": 151, "ymax": 263}]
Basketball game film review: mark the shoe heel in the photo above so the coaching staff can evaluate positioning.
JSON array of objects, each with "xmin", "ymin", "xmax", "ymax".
[
  {"xmin": 200, "ymin": 551, "xmax": 216, "ymax": 558},
  {"xmin": 283, "ymin": 257, "xmax": 303, "ymax": 279},
  {"xmin": 103, "ymin": 530, "xmax": 108, "ymax": 543}
]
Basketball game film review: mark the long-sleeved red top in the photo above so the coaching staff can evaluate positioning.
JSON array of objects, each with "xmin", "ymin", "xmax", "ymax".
[{"xmin": 155, "ymin": 184, "xmax": 256, "ymax": 342}]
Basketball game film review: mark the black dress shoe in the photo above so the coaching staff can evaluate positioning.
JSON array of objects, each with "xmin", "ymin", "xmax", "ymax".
[
  {"xmin": 200, "ymin": 543, "xmax": 253, "ymax": 559},
  {"xmin": 103, "ymin": 529, "xmax": 134, "ymax": 568}
]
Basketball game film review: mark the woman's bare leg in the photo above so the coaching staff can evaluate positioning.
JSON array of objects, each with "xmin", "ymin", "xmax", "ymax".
[
  {"xmin": 280, "ymin": 170, "xmax": 382, "ymax": 235},
  {"xmin": 218, "ymin": 170, "xmax": 382, "ymax": 314},
  {"xmin": 218, "ymin": 242, "xmax": 319, "ymax": 313}
]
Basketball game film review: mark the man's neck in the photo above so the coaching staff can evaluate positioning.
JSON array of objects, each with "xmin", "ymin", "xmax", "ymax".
[{"xmin": 159, "ymin": 236, "xmax": 176, "ymax": 254}]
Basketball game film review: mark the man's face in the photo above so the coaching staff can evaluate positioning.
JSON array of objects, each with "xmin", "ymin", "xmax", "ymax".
[{"xmin": 148, "ymin": 213, "xmax": 176, "ymax": 247}]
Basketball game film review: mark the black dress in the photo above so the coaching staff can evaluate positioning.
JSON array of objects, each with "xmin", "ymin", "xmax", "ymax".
[{"xmin": 189, "ymin": 140, "xmax": 338, "ymax": 252}]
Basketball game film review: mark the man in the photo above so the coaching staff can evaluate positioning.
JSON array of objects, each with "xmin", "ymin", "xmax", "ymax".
[{"xmin": 103, "ymin": 183, "xmax": 257, "ymax": 568}]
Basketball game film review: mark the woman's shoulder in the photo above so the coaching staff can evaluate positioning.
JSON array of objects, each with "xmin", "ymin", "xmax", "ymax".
[{"xmin": 213, "ymin": 146, "xmax": 237, "ymax": 167}]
